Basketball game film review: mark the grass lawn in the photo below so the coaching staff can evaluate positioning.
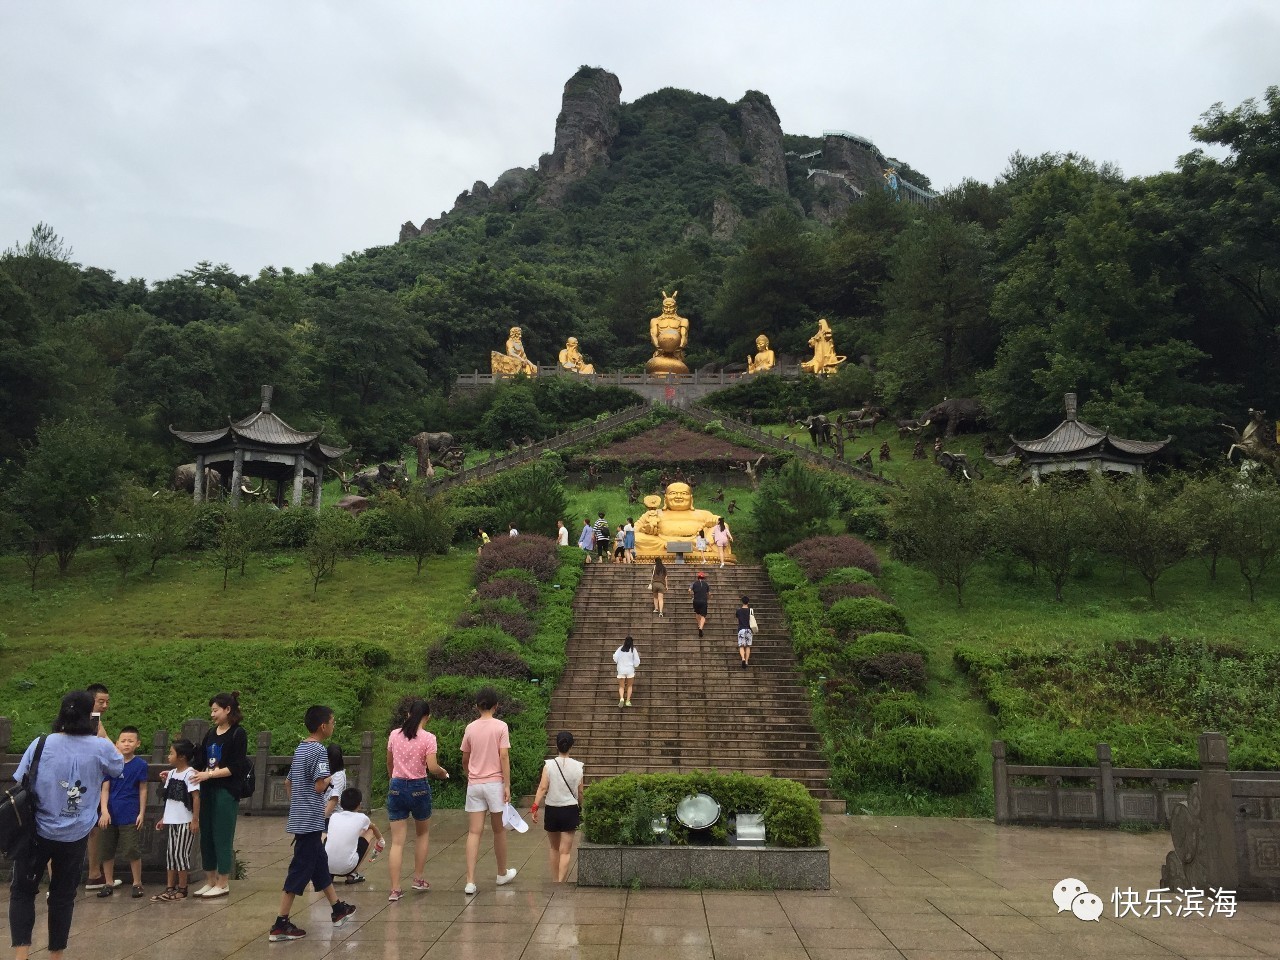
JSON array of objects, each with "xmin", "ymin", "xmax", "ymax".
[
  {"xmin": 756, "ymin": 421, "xmax": 992, "ymax": 487},
  {"xmin": 883, "ymin": 552, "xmax": 1280, "ymax": 775},
  {"xmin": 0, "ymin": 548, "xmax": 476, "ymax": 744}
]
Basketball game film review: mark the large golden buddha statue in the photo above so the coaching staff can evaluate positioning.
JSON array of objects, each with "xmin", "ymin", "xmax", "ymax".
[
  {"xmin": 491, "ymin": 326, "xmax": 538, "ymax": 377},
  {"xmin": 747, "ymin": 334, "xmax": 775, "ymax": 373},
  {"xmin": 634, "ymin": 482, "xmax": 733, "ymax": 563},
  {"xmin": 645, "ymin": 291, "xmax": 690, "ymax": 375},
  {"xmin": 557, "ymin": 337, "xmax": 595, "ymax": 375},
  {"xmin": 800, "ymin": 318, "xmax": 845, "ymax": 376}
]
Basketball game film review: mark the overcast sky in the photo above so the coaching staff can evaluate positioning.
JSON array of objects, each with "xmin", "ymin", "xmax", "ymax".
[{"xmin": 2, "ymin": 1, "xmax": 1276, "ymax": 283}]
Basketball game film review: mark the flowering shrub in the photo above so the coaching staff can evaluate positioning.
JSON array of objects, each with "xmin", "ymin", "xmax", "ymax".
[
  {"xmin": 474, "ymin": 534, "xmax": 559, "ymax": 584},
  {"xmin": 454, "ymin": 600, "xmax": 534, "ymax": 642},
  {"xmin": 785, "ymin": 535, "xmax": 881, "ymax": 581},
  {"xmin": 477, "ymin": 577, "xmax": 541, "ymax": 610}
]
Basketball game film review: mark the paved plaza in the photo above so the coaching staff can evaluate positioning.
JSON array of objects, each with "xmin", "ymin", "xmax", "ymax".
[{"xmin": 8, "ymin": 811, "xmax": 1279, "ymax": 960}]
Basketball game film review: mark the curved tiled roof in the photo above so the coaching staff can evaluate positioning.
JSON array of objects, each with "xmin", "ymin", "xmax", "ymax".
[
  {"xmin": 229, "ymin": 409, "xmax": 323, "ymax": 445},
  {"xmin": 1011, "ymin": 418, "xmax": 1169, "ymax": 458},
  {"xmin": 170, "ymin": 411, "xmax": 346, "ymax": 461}
]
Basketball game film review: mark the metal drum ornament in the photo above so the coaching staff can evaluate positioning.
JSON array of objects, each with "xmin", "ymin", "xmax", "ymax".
[{"xmin": 675, "ymin": 793, "xmax": 721, "ymax": 830}]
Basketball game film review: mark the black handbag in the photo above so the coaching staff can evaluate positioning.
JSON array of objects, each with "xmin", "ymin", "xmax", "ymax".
[{"xmin": 0, "ymin": 735, "xmax": 47, "ymax": 859}]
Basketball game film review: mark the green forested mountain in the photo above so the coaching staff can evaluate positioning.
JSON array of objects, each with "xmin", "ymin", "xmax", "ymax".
[{"xmin": 2, "ymin": 68, "xmax": 1277, "ymax": 475}]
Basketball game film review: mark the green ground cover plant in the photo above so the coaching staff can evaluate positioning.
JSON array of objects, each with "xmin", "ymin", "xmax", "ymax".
[{"xmin": 765, "ymin": 541, "xmax": 990, "ymax": 816}]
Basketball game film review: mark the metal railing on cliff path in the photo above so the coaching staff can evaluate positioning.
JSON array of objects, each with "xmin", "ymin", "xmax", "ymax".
[
  {"xmin": 426, "ymin": 404, "xmax": 650, "ymax": 493},
  {"xmin": 684, "ymin": 405, "xmax": 896, "ymax": 486}
]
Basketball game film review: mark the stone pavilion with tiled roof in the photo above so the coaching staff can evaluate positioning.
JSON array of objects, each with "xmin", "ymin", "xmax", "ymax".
[
  {"xmin": 988, "ymin": 392, "xmax": 1171, "ymax": 482},
  {"xmin": 170, "ymin": 385, "xmax": 347, "ymax": 507}
]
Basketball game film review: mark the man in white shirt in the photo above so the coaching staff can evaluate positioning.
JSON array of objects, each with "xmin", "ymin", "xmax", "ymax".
[{"xmin": 556, "ymin": 520, "xmax": 569, "ymax": 547}]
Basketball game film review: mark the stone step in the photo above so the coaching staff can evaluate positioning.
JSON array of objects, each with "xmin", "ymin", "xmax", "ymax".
[{"xmin": 547, "ymin": 564, "xmax": 837, "ymax": 807}]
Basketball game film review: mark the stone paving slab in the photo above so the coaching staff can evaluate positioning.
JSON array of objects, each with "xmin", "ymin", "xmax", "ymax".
[{"xmin": 4, "ymin": 811, "xmax": 1278, "ymax": 959}]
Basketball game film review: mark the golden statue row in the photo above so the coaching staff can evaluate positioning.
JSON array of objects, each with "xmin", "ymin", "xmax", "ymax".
[{"xmin": 490, "ymin": 292, "xmax": 845, "ymax": 378}]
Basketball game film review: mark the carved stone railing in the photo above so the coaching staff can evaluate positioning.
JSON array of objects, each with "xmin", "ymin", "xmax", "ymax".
[
  {"xmin": 991, "ymin": 738, "xmax": 1280, "ymax": 829},
  {"xmin": 684, "ymin": 405, "xmax": 895, "ymax": 486},
  {"xmin": 427, "ymin": 404, "xmax": 650, "ymax": 493},
  {"xmin": 454, "ymin": 366, "xmax": 806, "ymax": 388},
  {"xmin": 1162, "ymin": 732, "xmax": 1280, "ymax": 901}
]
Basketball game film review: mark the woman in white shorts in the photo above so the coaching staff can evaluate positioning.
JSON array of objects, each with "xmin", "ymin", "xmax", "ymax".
[{"xmin": 612, "ymin": 635, "xmax": 640, "ymax": 707}]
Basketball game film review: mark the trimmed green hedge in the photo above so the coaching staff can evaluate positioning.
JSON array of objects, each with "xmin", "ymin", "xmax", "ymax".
[
  {"xmin": 847, "ymin": 727, "xmax": 982, "ymax": 795},
  {"xmin": 824, "ymin": 597, "xmax": 909, "ymax": 638},
  {"xmin": 419, "ymin": 548, "xmax": 583, "ymax": 805},
  {"xmin": 582, "ymin": 772, "xmax": 821, "ymax": 847},
  {"xmin": 818, "ymin": 566, "xmax": 877, "ymax": 587}
]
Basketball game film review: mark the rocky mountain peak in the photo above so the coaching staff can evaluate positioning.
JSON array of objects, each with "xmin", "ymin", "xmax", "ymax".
[{"xmin": 537, "ymin": 66, "xmax": 622, "ymax": 205}]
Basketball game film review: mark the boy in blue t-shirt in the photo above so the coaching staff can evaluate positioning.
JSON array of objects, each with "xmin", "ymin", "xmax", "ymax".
[
  {"xmin": 97, "ymin": 726, "xmax": 149, "ymax": 898},
  {"xmin": 269, "ymin": 706, "xmax": 356, "ymax": 943}
]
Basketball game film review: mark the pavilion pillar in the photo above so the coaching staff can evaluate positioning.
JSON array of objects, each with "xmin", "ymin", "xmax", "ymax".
[
  {"xmin": 230, "ymin": 449, "xmax": 244, "ymax": 506},
  {"xmin": 311, "ymin": 464, "xmax": 323, "ymax": 510},
  {"xmin": 193, "ymin": 454, "xmax": 206, "ymax": 504},
  {"xmin": 292, "ymin": 455, "xmax": 305, "ymax": 508}
]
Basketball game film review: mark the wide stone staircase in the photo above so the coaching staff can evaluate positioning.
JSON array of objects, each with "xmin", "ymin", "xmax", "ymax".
[{"xmin": 548, "ymin": 564, "xmax": 844, "ymax": 811}]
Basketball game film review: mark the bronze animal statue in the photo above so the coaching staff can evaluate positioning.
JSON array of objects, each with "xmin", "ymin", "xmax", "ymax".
[
  {"xmin": 938, "ymin": 451, "xmax": 983, "ymax": 481},
  {"xmin": 1223, "ymin": 409, "xmax": 1280, "ymax": 471},
  {"xmin": 171, "ymin": 463, "xmax": 223, "ymax": 497}
]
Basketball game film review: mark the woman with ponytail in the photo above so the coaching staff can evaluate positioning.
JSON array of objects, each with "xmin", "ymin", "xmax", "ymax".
[
  {"xmin": 384, "ymin": 698, "xmax": 450, "ymax": 901},
  {"xmin": 190, "ymin": 691, "xmax": 247, "ymax": 898}
]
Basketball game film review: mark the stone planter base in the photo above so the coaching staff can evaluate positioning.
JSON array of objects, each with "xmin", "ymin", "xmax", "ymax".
[{"xmin": 577, "ymin": 842, "xmax": 829, "ymax": 889}]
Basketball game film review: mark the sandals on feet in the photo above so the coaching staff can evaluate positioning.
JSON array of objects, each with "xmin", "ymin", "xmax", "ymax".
[
  {"xmin": 132, "ymin": 885, "xmax": 145, "ymax": 898},
  {"xmin": 150, "ymin": 887, "xmax": 176, "ymax": 903}
]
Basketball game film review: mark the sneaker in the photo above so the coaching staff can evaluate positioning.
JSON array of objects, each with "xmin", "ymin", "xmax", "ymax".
[
  {"xmin": 741, "ymin": 660, "xmax": 748, "ymax": 669},
  {"xmin": 387, "ymin": 889, "xmax": 403, "ymax": 902},
  {"xmin": 96, "ymin": 887, "xmax": 114, "ymax": 898},
  {"xmin": 463, "ymin": 882, "xmax": 477, "ymax": 895},
  {"xmin": 618, "ymin": 698, "xmax": 625, "ymax": 707},
  {"xmin": 625, "ymin": 700, "xmax": 632, "ymax": 707},
  {"xmin": 698, "ymin": 628, "xmax": 703, "ymax": 637},
  {"xmin": 269, "ymin": 919, "xmax": 306, "ymax": 942},
  {"xmin": 331, "ymin": 902, "xmax": 357, "ymax": 928},
  {"xmin": 495, "ymin": 868, "xmax": 517, "ymax": 886},
  {"xmin": 411, "ymin": 877, "xmax": 430, "ymax": 892},
  {"xmin": 344, "ymin": 873, "xmax": 366, "ymax": 885}
]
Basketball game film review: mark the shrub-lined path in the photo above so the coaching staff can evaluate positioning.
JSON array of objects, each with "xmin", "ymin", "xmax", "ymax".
[{"xmin": 548, "ymin": 563, "xmax": 844, "ymax": 810}]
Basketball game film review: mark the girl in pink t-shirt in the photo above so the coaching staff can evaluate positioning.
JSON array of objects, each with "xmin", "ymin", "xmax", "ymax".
[{"xmin": 384, "ymin": 699, "xmax": 449, "ymax": 902}]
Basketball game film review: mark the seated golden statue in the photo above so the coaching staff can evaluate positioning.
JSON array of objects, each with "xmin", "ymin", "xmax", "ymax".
[
  {"xmin": 801, "ymin": 318, "xmax": 846, "ymax": 376},
  {"xmin": 747, "ymin": 334, "xmax": 775, "ymax": 373},
  {"xmin": 634, "ymin": 482, "xmax": 733, "ymax": 563},
  {"xmin": 557, "ymin": 337, "xmax": 595, "ymax": 375},
  {"xmin": 490, "ymin": 326, "xmax": 538, "ymax": 377},
  {"xmin": 645, "ymin": 291, "xmax": 690, "ymax": 375}
]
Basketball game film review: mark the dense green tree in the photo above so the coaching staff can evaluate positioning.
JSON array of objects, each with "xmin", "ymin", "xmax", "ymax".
[
  {"xmin": 1, "ymin": 222, "xmax": 81, "ymax": 323},
  {"xmin": 878, "ymin": 213, "xmax": 994, "ymax": 410},
  {"xmin": 10, "ymin": 419, "xmax": 128, "ymax": 574},
  {"xmin": 384, "ymin": 489, "xmax": 456, "ymax": 574},
  {"xmin": 1217, "ymin": 473, "xmax": 1280, "ymax": 602},
  {"xmin": 989, "ymin": 478, "xmax": 1093, "ymax": 601},
  {"xmin": 309, "ymin": 287, "xmax": 432, "ymax": 411},
  {"xmin": 0, "ymin": 268, "xmax": 64, "ymax": 459},
  {"xmin": 749, "ymin": 458, "xmax": 834, "ymax": 554},
  {"xmin": 1089, "ymin": 475, "xmax": 1199, "ymax": 601},
  {"xmin": 889, "ymin": 472, "xmax": 994, "ymax": 607}
]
